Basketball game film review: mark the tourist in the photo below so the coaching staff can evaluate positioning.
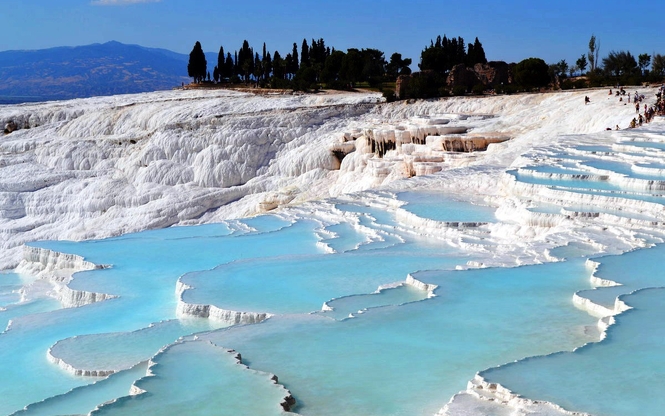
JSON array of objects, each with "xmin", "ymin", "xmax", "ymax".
[
  {"xmin": 585, "ymin": 96, "xmax": 590, "ymax": 105},
  {"xmin": 630, "ymin": 118, "xmax": 637, "ymax": 128},
  {"xmin": 636, "ymin": 103, "xmax": 640, "ymax": 113}
]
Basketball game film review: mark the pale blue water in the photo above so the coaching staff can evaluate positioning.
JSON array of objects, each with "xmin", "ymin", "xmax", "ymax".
[
  {"xmin": 521, "ymin": 165, "xmax": 600, "ymax": 176},
  {"xmin": 562, "ymin": 187, "xmax": 665, "ymax": 204},
  {"xmin": 616, "ymin": 140, "xmax": 665, "ymax": 151},
  {"xmin": 475, "ymin": 131, "xmax": 665, "ymax": 414},
  {"xmin": 0, "ymin": 220, "xmax": 324, "ymax": 415},
  {"xmin": 92, "ymin": 340, "xmax": 290, "ymax": 416},
  {"xmin": 573, "ymin": 145, "xmax": 614, "ymax": 154},
  {"xmin": 181, "ymin": 241, "xmax": 465, "ymax": 315},
  {"xmin": 5, "ymin": 125, "xmax": 665, "ymax": 415},
  {"xmin": 583, "ymin": 159, "xmax": 665, "ymax": 181},
  {"xmin": 0, "ymin": 272, "xmax": 22, "ymax": 308},
  {"xmin": 397, "ymin": 191, "xmax": 496, "ymax": 222},
  {"xmin": 321, "ymin": 222, "xmax": 368, "ymax": 252},
  {"xmin": 634, "ymin": 161, "xmax": 665, "ymax": 170},
  {"xmin": 547, "ymin": 242, "xmax": 599, "ymax": 260},
  {"xmin": 15, "ymin": 363, "xmax": 149, "ymax": 416},
  {"xmin": 0, "ymin": 196, "xmax": 597, "ymax": 416},
  {"xmin": 481, "ymin": 266, "xmax": 665, "ymax": 415},
  {"xmin": 511, "ymin": 171, "xmax": 620, "ymax": 191},
  {"xmin": 321, "ymin": 283, "xmax": 429, "ymax": 320},
  {"xmin": 198, "ymin": 260, "xmax": 596, "ymax": 416}
]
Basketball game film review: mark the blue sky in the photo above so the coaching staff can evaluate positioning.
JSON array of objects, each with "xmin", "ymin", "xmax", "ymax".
[{"xmin": 1, "ymin": 0, "xmax": 662, "ymax": 69}]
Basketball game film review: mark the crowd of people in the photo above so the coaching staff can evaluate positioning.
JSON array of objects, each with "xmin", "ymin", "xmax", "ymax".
[
  {"xmin": 611, "ymin": 85, "xmax": 665, "ymax": 129},
  {"xmin": 656, "ymin": 85, "xmax": 665, "ymax": 116}
]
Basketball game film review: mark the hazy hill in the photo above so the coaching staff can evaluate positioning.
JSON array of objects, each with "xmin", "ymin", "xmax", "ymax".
[{"xmin": 0, "ymin": 41, "xmax": 217, "ymax": 104}]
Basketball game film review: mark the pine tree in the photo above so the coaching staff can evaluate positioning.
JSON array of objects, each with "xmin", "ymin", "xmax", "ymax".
[
  {"xmin": 187, "ymin": 41, "xmax": 207, "ymax": 83},
  {"xmin": 386, "ymin": 53, "xmax": 412, "ymax": 79},
  {"xmin": 576, "ymin": 54, "xmax": 587, "ymax": 74}
]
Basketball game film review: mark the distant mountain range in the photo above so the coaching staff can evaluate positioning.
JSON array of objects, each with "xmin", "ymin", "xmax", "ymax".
[{"xmin": 0, "ymin": 41, "xmax": 218, "ymax": 104}]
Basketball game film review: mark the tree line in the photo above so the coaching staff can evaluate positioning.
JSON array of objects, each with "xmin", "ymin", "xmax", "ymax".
[
  {"xmin": 543, "ymin": 35, "xmax": 664, "ymax": 90},
  {"xmin": 187, "ymin": 38, "xmax": 412, "ymax": 91},
  {"xmin": 187, "ymin": 34, "xmax": 665, "ymax": 98}
]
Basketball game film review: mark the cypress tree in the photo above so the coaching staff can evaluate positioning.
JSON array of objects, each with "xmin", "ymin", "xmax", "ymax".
[
  {"xmin": 187, "ymin": 41, "xmax": 207, "ymax": 83},
  {"xmin": 466, "ymin": 37, "xmax": 486, "ymax": 66},
  {"xmin": 292, "ymin": 43, "xmax": 299, "ymax": 73},
  {"xmin": 467, "ymin": 42, "xmax": 476, "ymax": 66},
  {"xmin": 225, "ymin": 53, "xmax": 234, "ymax": 80},
  {"xmin": 273, "ymin": 51, "xmax": 284, "ymax": 79},
  {"xmin": 261, "ymin": 43, "xmax": 272, "ymax": 80},
  {"xmin": 419, "ymin": 35, "xmax": 471, "ymax": 73},
  {"xmin": 254, "ymin": 52, "xmax": 262, "ymax": 82},
  {"xmin": 473, "ymin": 37, "xmax": 487, "ymax": 64},
  {"xmin": 300, "ymin": 39, "xmax": 310, "ymax": 68},
  {"xmin": 218, "ymin": 46, "xmax": 225, "ymax": 78},
  {"xmin": 285, "ymin": 53, "xmax": 294, "ymax": 79},
  {"xmin": 239, "ymin": 40, "xmax": 253, "ymax": 82},
  {"xmin": 245, "ymin": 47, "xmax": 255, "ymax": 82},
  {"xmin": 456, "ymin": 36, "xmax": 466, "ymax": 66}
]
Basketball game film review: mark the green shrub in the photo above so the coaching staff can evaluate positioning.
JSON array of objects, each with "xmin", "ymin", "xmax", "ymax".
[
  {"xmin": 472, "ymin": 84, "xmax": 486, "ymax": 95},
  {"xmin": 574, "ymin": 79, "xmax": 588, "ymax": 89},
  {"xmin": 382, "ymin": 89, "xmax": 397, "ymax": 102},
  {"xmin": 561, "ymin": 79, "xmax": 578, "ymax": 90},
  {"xmin": 437, "ymin": 87, "xmax": 451, "ymax": 97},
  {"xmin": 495, "ymin": 84, "xmax": 519, "ymax": 95},
  {"xmin": 270, "ymin": 78, "xmax": 292, "ymax": 89},
  {"xmin": 325, "ymin": 80, "xmax": 350, "ymax": 91},
  {"xmin": 402, "ymin": 72, "xmax": 443, "ymax": 99},
  {"xmin": 513, "ymin": 57, "xmax": 550, "ymax": 90},
  {"xmin": 452, "ymin": 85, "xmax": 467, "ymax": 96}
]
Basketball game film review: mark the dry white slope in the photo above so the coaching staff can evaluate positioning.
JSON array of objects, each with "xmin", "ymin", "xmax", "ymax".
[{"xmin": 0, "ymin": 87, "xmax": 644, "ymax": 269}]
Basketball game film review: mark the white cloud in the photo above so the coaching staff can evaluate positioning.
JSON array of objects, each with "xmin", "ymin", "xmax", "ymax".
[{"xmin": 91, "ymin": 0, "xmax": 162, "ymax": 5}]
